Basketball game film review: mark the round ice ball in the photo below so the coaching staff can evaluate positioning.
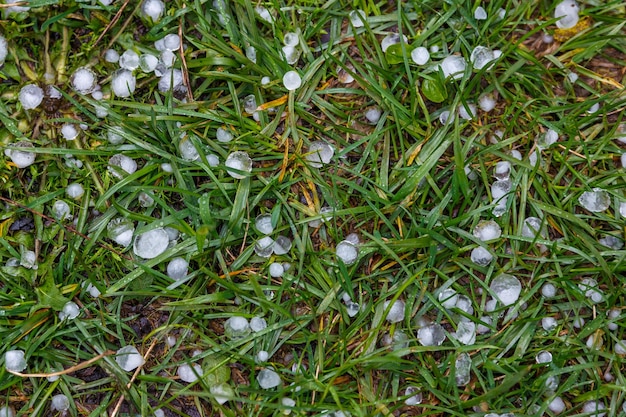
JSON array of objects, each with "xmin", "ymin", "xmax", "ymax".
[
  {"xmin": 111, "ymin": 69, "xmax": 136, "ymax": 98},
  {"xmin": 71, "ymin": 67, "xmax": 97, "ymax": 94},
  {"xmin": 104, "ymin": 49, "xmax": 119, "ymax": 63},
  {"xmin": 167, "ymin": 257, "xmax": 189, "ymax": 280},
  {"xmin": 283, "ymin": 70, "xmax": 302, "ymax": 91},
  {"xmin": 19, "ymin": 84, "xmax": 44, "ymax": 110},
  {"xmin": 133, "ymin": 228, "xmax": 170, "ymax": 259},
  {"xmin": 411, "ymin": 47, "xmax": 430, "ymax": 65},
  {"xmin": 0, "ymin": 34, "xmax": 8, "ymax": 66},
  {"xmin": 440, "ymin": 55, "xmax": 466, "ymax": 80},
  {"xmin": 5, "ymin": 141, "xmax": 36, "ymax": 168},
  {"xmin": 141, "ymin": 0, "xmax": 165, "ymax": 22},
  {"xmin": 225, "ymin": 151, "xmax": 252, "ymax": 179}
]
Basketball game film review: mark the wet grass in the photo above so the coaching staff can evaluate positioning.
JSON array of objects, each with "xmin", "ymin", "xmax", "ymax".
[{"xmin": 0, "ymin": 0, "xmax": 625, "ymax": 416}]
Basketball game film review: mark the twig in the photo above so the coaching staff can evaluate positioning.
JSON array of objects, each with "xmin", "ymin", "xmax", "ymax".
[
  {"xmin": 8, "ymin": 350, "xmax": 115, "ymax": 378},
  {"xmin": 95, "ymin": 0, "xmax": 131, "ymax": 49}
]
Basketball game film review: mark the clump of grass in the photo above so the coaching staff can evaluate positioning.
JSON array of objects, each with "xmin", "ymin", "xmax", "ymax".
[{"xmin": 0, "ymin": 0, "xmax": 625, "ymax": 416}]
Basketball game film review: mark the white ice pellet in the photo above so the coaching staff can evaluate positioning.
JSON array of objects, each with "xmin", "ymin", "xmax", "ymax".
[
  {"xmin": 581, "ymin": 400, "xmax": 606, "ymax": 417},
  {"xmin": 541, "ymin": 283, "xmax": 557, "ymax": 298},
  {"xmin": 225, "ymin": 151, "xmax": 253, "ymax": 179},
  {"xmin": 71, "ymin": 67, "xmax": 97, "ymax": 94},
  {"xmin": 380, "ymin": 33, "xmax": 408, "ymax": 53},
  {"xmin": 306, "ymin": 141, "xmax": 334, "ymax": 167},
  {"xmin": 458, "ymin": 103, "xmax": 477, "ymax": 120},
  {"xmin": 0, "ymin": 35, "xmax": 8, "ymax": 66},
  {"xmin": 119, "ymin": 50, "xmax": 139, "ymax": 70},
  {"xmin": 108, "ymin": 154, "xmax": 137, "ymax": 177},
  {"xmin": 349, "ymin": 9, "xmax": 366, "ymax": 28},
  {"xmin": 256, "ymin": 350, "xmax": 269, "ymax": 362},
  {"xmin": 470, "ymin": 45, "xmax": 495, "ymax": 71},
  {"xmin": 615, "ymin": 340, "xmax": 626, "ymax": 355},
  {"xmin": 167, "ymin": 257, "xmax": 189, "ymax": 280},
  {"xmin": 133, "ymin": 228, "xmax": 169, "ymax": 259},
  {"xmin": 107, "ymin": 218, "xmax": 134, "ymax": 247},
  {"xmin": 453, "ymin": 321, "xmax": 476, "ymax": 345},
  {"xmin": 269, "ymin": 262, "xmax": 284, "ymax": 277},
  {"xmin": 261, "ymin": 76, "xmax": 271, "ymax": 85},
  {"xmin": 250, "ymin": 316, "xmax": 267, "ymax": 332},
  {"xmin": 245, "ymin": 46, "xmax": 256, "ymax": 63},
  {"xmin": 139, "ymin": 54, "xmax": 158, "ymax": 72},
  {"xmin": 578, "ymin": 188, "xmax": 610, "ymax": 213},
  {"xmin": 224, "ymin": 316, "xmax": 250, "ymax": 339},
  {"xmin": 364, "ymin": 107, "xmax": 382, "ymax": 124},
  {"xmin": 216, "ymin": 126, "xmax": 234, "ymax": 143},
  {"xmin": 116, "ymin": 345, "xmax": 145, "ymax": 371},
  {"xmin": 439, "ymin": 110, "xmax": 452, "ymax": 124},
  {"xmin": 19, "ymin": 84, "xmax": 44, "ymax": 110},
  {"xmin": 536, "ymin": 350, "xmax": 552, "ymax": 364},
  {"xmin": 111, "ymin": 69, "xmax": 136, "ymax": 98},
  {"xmin": 255, "ymin": 6, "xmax": 273, "ymax": 23},
  {"xmin": 478, "ymin": 93, "xmax": 496, "ymax": 112},
  {"xmin": 336, "ymin": 240, "xmax": 358, "ymax": 265},
  {"xmin": 474, "ymin": 6, "xmax": 487, "ymax": 20},
  {"xmin": 255, "ymin": 214, "xmax": 273, "ymax": 235},
  {"xmin": 52, "ymin": 200, "xmax": 71, "ymax": 221},
  {"xmin": 476, "ymin": 316, "xmax": 492, "ymax": 334},
  {"xmin": 5, "ymin": 350, "xmax": 27, "ymax": 372},
  {"xmin": 542, "ymin": 317, "xmax": 557, "ymax": 331},
  {"xmin": 5, "ymin": 141, "xmax": 36, "ymax": 168},
  {"xmin": 158, "ymin": 68, "xmax": 183, "ymax": 92},
  {"xmin": 494, "ymin": 161, "xmax": 511, "ymax": 181},
  {"xmin": 142, "ymin": 0, "xmax": 165, "ymax": 22},
  {"xmin": 535, "ymin": 129, "xmax": 559, "ymax": 150},
  {"xmin": 163, "ymin": 34, "xmax": 181, "ymax": 51},
  {"xmin": 554, "ymin": 0, "xmax": 580, "ymax": 29},
  {"xmin": 104, "ymin": 49, "xmax": 119, "ymax": 63},
  {"xmin": 405, "ymin": 386, "xmax": 422, "ymax": 406},
  {"xmin": 283, "ymin": 32, "xmax": 299, "ymax": 47},
  {"xmin": 490, "ymin": 274, "xmax": 521, "ymax": 306},
  {"xmin": 243, "ymin": 94, "xmax": 257, "ymax": 113},
  {"xmin": 337, "ymin": 66, "xmax": 354, "ymax": 84},
  {"xmin": 440, "ymin": 55, "xmax": 466, "ymax": 80},
  {"xmin": 51, "ymin": 394, "xmax": 70, "ymax": 412},
  {"xmin": 283, "ymin": 70, "xmax": 302, "ymax": 91},
  {"xmin": 607, "ymin": 308, "xmax": 620, "ymax": 331},
  {"xmin": 470, "ymin": 246, "xmax": 493, "ymax": 266},
  {"xmin": 255, "ymin": 236, "xmax": 274, "ymax": 257},
  {"xmin": 473, "ymin": 220, "xmax": 501, "ymax": 241},
  {"xmin": 411, "ymin": 46, "xmax": 430, "ymax": 65},
  {"xmin": 59, "ymin": 301, "xmax": 80, "ymax": 320},
  {"xmin": 257, "ymin": 368, "xmax": 281, "ymax": 389},
  {"xmin": 438, "ymin": 288, "xmax": 458, "ymax": 309},
  {"xmin": 85, "ymin": 282, "xmax": 101, "ymax": 297},
  {"xmin": 178, "ymin": 363, "xmax": 203, "ymax": 383},
  {"xmin": 273, "ymin": 235, "xmax": 291, "ymax": 255},
  {"xmin": 160, "ymin": 50, "xmax": 176, "ymax": 67},
  {"xmin": 66, "ymin": 183, "xmax": 85, "ymax": 199},
  {"xmin": 548, "ymin": 397, "xmax": 566, "ymax": 414},
  {"xmin": 281, "ymin": 46, "xmax": 300, "ymax": 64},
  {"xmin": 384, "ymin": 299, "xmax": 405, "ymax": 323}
]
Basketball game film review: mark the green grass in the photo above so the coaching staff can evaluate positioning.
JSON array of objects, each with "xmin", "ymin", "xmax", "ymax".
[{"xmin": 1, "ymin": 0, "xmax": 626, "ymax": 416}]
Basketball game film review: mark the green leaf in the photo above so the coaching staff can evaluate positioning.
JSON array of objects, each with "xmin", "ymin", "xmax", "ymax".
[
  {"xmin": 385, "ymin": 44, "xmax": 408, "ymax": 65},
  {"xmin": 421, "ymin": 76, "xmax": 447, "ymax": 103},
  {"xmin": 35, "ymin": 270, "xmax": 69, "ymax": 311}
]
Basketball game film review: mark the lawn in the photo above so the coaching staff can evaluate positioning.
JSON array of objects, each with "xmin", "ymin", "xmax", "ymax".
[{"xmin": 0, "ymin": 0, "xmax": 625, "ymax": 416}]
